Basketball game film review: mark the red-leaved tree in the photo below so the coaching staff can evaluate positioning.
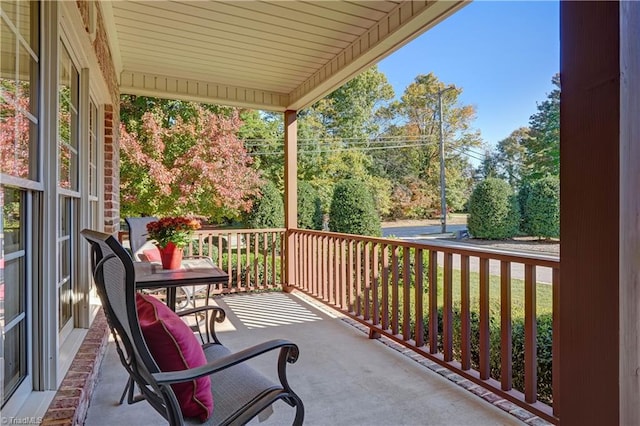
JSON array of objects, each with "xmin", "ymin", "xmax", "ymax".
[
  {"xmin": 120, "ymin": 103, "xmax": 263, "ymax": 222},
  {"xmin": 0, "ymin": 82, "xmax": 31, "ymax": 179}
]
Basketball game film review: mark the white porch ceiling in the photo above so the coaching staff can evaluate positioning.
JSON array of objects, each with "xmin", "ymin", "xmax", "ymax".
[{"xmin": 104, "ymin": 1, "xmax": 467, "ymax": 112}]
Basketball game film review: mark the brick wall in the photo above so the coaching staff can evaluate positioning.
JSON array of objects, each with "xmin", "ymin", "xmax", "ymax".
[
  {"xmin": 103, "ymin": 105, "xmax": 119, "ymax": 234},
  {"xmin": 41, "ymin": 310, "xmax": 110, "ymax": 426}
]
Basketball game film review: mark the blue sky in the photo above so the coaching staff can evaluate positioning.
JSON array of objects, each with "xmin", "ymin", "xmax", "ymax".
[{"xmin": 377, "ymin": 1, "xmax": 559, "ymax": 153}]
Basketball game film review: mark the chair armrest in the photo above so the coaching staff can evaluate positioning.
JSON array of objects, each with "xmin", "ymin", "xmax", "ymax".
[
  {"xmin": 153, "ymin": 339, "xmax": 299, "ymax": 385},
  {"xmin": 177, "ymin": 305, "xmax": 226, "ymax": 345}
]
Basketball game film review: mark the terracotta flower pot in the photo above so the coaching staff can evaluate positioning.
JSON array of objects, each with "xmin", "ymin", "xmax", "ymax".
[{"xmin": 159, "ymin": 242, "xmax": 183, "ymax": 270}]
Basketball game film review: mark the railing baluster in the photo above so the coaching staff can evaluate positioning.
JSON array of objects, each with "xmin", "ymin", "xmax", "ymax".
[
  {"xmin": 280, "ymin": 232, "xmax": 285, "ymax": 287},
  {"xmin": 322, "ymin": 236, "xmax": 328, "ymax": 301},
  {"xmin": 443, "ymin": 252, "xmax": 453, "ymax": 361},
  {"xmin": 525, "ymin": 264, "xmax": 537, "ymax": 403},
  {"xmin": 262, "ymin": 233, "xmax": 267, "ymax": 289},
  {"xmin": 340, "ymin": 238, "xmax": 349, "ymax": 310},
  {"xmin": 303, "ymin": 233, "xmax": 307, "ymax": 291},
  {"xmin": 235, "ymin": 233, "xmax": 241, "ymax": 290},
  {"xmin": 335, "ymin": 238, "xmax": 341, "ymax": 307},
  {"xmin": 271, "ymin": 232, "xmax": 276, "ymax": 288},
  {"xmin": 347, "ymin": 239, "xmax": 354, "ymax": 312},
  {"xmin": 355, "ymin": 240, "xmax": 362, "ymax": 317},
  {"xmin": 311, "ymin": 235, "xmax": 317, "ymax": 295},
  {"xmin": 382, "ymin": 244, "xmax": 390, "ymax": 331},
  {"xmin": 253, "ymin": 233, "xmax": 259, "ymax": 288},
  {"xmin": 501, "ymin": 260, "xmax": 513, "ymax": 390},
  {"xmin": 364, "ymin": 242, "xmax": 371, "ymax": 321},
  {"xmin": 372, "ymin": 243, "xmax": 380, "ymax": 327},
  {"xmin": 308, "ymin": 234, "xmax": 313, "ymax": 292},
  {"xmin": 325, "ymin": 237, "xmax": 335, "ymax": 304},
  {"xmin": 245, "ymin": 233, "xmax": 251, "ymax": 288},
  {"xmin": 391, "ymin": 245, "xmax": 399, "ymax": 336},
  {"xmin": 460, "ymin": 255, "xmax": 471, "ymax": 370},
  {"xmin": 227, "ymin": 233, "xmax": 233, "ymax": 288},
  {"xmin": 414, "ymin": 249, "xmax": 424, "ymax": 347},
  {"xmin": 428, "ymin": 250, "xmax": 438, "ymax": 354},
  {"xmin": 479, "ymin": 257, "xmax": 490, "ymax": 379},
  {"xmin": 335, "ymin": 238, "xmax": 341, "ymax": 305},
  {"xmin": 296, "ymin": 233, "xmax": 302, "ymax": 288},
  {"xmin": 216, "ymin": 234, "xmax": 222, "ymax": 268},
  {"xmin": 403, "ymin": 246, "xmax": 411, "ymax": 340}
]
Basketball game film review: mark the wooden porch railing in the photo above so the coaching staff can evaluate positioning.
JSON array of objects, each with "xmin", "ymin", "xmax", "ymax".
[
  {"xmin": 288, "ymin": 229, "xmax": 560, "ymax": 424},
  {"xmin": 119, "ymin": 226, "xmax": 559, "ymax": 422},
  {"xmin": 119, "ymin": 228, "xmax": 286, "ymax": 294},
  {"xmin": 187, "ymin": 228, "xmax": 286, "ymax": 293}
]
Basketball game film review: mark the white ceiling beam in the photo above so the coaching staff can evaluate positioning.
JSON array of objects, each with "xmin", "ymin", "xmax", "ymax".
[{"xmin": 119, "ymin": 71, "xmax": 290, "ymax": 111}]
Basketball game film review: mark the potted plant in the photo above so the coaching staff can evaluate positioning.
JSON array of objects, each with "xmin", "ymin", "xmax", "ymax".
[{"xmin": 146, "ymin": 216, "xmax": 201, "ymax": 269}]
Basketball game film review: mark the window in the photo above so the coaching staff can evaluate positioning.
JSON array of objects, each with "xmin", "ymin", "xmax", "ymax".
[
  {"xmin": 57, "ymin": 41, "xmax": 79, "ymax": 335},
  {"xmin": 1, "ymin": 188, "xmax": 28, "ymax": 404},
  {"xmin": 0, "ymin": 1, "xmax": 39, "ymax": 181},
  {"xmin": 58, "ymin": 44, "xmax": 79, "ymax": 192},
  {"xmin": 0, "ymin": 0, "xmax": 38, "ymax": 406}
]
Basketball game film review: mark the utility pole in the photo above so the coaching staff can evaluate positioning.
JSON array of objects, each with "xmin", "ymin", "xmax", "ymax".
[{"xmin": 438, "ymin": 86, "xmax": 454, "ymax": 234}]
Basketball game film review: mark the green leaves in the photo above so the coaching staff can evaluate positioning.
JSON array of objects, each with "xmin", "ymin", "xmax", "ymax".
[
  {"xmin": 467, "ymin": 178, "xmax": 520, "ymax": 239},
  {"xmin": 328, "ymin": 179, "xmax": 381, "ymax": 237}
]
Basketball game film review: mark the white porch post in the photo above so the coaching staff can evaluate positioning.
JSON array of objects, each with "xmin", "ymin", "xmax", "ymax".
[{"xmin": 284, "ymin": 110, "xmax": 298, "ymax": 290}]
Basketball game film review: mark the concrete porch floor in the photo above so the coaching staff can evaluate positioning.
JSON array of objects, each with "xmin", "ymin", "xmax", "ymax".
[{"xmin": 85, "ymin": 291, "xmax": 526, "ymax": 426}]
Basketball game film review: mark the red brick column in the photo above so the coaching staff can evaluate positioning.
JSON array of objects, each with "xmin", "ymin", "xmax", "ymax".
[{"xmin": 103, "ymin": 104, "xmax": 120, "ymax": 234}]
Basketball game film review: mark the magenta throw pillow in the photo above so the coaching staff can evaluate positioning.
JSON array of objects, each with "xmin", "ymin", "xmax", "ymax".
[{"xmin": 136, "ymin": 293, "xmax": 213, "ymax": 421}]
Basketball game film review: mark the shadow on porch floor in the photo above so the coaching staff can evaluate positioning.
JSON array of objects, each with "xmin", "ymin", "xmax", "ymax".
[{"xmin": 85, "ymin": 291, "xmax": 524, "ymax": 425}]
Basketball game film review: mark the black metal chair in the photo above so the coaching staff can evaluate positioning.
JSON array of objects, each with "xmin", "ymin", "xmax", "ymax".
[{"xmin": 81, "ymin": 229, "xmax": 304, "ymax": 425}]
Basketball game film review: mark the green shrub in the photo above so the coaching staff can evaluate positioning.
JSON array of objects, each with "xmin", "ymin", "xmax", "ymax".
[
  {"xmin": 329, "ymin": 179, "xmax": 381, "ymax": 236},
  {"xmin": 524, "ymin": 176, "xmax": 559, "ymax": 239},
  {"xmin": 297, "ymin": 180, "xmax": 323, "ymax": 230},
  {"xmin": 245, "ymin": 180, "xmax": 284, "ymax": 229},
  {"xmin": 467, "ymin": 178, "xmax": 520, "ymax": 239},
  {"xmin": 418, "ymin": 304, "xmax": 553, "ymax": 405},
  {"xmin": 517, "ymin": 181, "xmax": 532, "ymax": 234}
]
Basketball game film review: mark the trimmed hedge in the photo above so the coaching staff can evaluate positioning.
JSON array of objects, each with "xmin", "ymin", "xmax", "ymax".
[
  {"xmin": 297, "ymin": 180, "xmax": 323, "ymax": 230},
  {"xmin": 245, "ymin": 180, "xmax": 284, "ymax": 229},
  {"xmin": 329, "ymin": 179, "xmax": 381, "ymax": 237},
  {"xmin": 467, "ymin": 178, "xmax": 520, "ymax": 239},
  {"xmin": 524, "ymin": 176, "xmax": 559, "ymax": 239}
]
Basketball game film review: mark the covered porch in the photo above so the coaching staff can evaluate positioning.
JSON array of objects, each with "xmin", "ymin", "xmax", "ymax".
[
  {"xmin": 2, "ymin": 1, "xmax": 638, "ymax": 425},
  {"xmin": 85, "ymin": 291, "xmax": 527, "ymax": 425}
]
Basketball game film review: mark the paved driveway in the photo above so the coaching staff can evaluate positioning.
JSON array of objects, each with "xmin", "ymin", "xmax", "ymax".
[{"xmin": 383, "ymin": 225, "xmax": 555, "ymax": 284}]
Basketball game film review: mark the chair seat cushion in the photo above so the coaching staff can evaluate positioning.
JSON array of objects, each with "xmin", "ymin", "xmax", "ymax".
[
  {"xmin": 142, "ymin": 246, "xmax": 161, "ymax": 263},
  {"xmin": 136, "ymin": 293, "xmax": 213, "ymax": 421}
]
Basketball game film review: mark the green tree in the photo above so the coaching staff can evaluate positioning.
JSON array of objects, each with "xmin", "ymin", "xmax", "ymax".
[
  {"xmin": 296, "ymin": 66, "xmax": 395, "ymax": 215},
  {"xmin": 239, "ymin": 110, "xmax": 285, "ymax": 189},
  {"xmin": 329, "ymin": 179, "xmax": 381, "ymax": 237},
  {"xmin": 523, "ymin": 74, "xmax": 560, "ymax": 181},
  {"xmin": 476, "ymin": 150, "xmax": 500, "ymax": 181},
  {"xmin": 297, "ymin": 180, "xmax": 323, "ymax": 230},
  {"xmin": 496, "ymin": 127, "xmax": 529, "ymax": 188},
  {"xmin": 374, "ymin": 72, "xmax": 481, "ymax": 218},
  {"xmin": 524, "ymin": 176, "xmax": 559, "ymax": 239},
  {"xmin": 244, "ymin": 181, "xmax": 284, "ymax": 229},
  {"xmin": 467, "ymin": 178, "xmax": 520, "ymax": 239}
]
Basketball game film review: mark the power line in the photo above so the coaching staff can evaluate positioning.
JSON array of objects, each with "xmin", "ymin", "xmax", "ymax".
[{"xmin": 248, "ymin": 141, "xmax": 440, "ymax": 156}]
